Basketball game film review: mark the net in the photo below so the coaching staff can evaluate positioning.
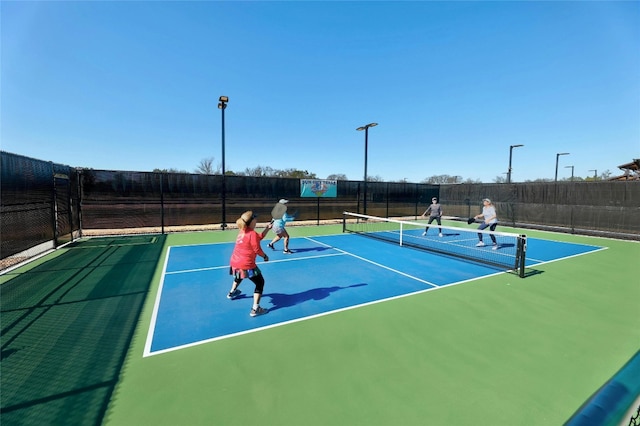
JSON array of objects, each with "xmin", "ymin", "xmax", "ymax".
[{"xmin": 343, "ymin": 212, "xmax": 527, "ymax": 277}]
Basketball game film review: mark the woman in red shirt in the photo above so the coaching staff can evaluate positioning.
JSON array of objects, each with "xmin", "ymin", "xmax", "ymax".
[{"xmin": 228, "ymin": 210, "xmax": 273, "ymax": 317}]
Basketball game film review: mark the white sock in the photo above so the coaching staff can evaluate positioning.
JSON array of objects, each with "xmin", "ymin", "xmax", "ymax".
[{"xmin": 252, "ymin": 304, "xmax": 259, "ymax": 310}]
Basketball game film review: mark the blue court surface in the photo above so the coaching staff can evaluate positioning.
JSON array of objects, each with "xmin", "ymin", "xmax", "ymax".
[{"xmin": 144, "ymin": 233, "xmax": 604, "ymax": 356}]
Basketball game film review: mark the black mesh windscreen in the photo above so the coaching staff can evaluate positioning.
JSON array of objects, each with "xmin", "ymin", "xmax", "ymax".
[
  {"xmin": 2, "ymin": 150, "xmax": 638, "ymax": 265},
  {"xmin": 2, "ymin": 154, "xmax": 53, "ymax": 258},
  {"xmin": 440, "ymin": 182, "xmax": 640, "ymax": 235}
]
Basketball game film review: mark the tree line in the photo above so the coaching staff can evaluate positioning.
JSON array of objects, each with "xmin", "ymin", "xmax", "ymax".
[{"xmin": 151, "ymin": 157, "xmax": 610, "ymax": 183}]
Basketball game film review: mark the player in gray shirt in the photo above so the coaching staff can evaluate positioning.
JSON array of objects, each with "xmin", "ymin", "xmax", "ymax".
[
  {"xmin": 474, "ymin": 198, "xmax": 498, "ymax": 249},
  {"xmin": 421, "ymin": 197, "xmax": 443, "ymax": 237}
]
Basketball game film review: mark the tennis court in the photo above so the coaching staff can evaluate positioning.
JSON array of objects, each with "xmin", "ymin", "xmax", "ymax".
[{"xmin": 1, "ymin": 220, "xmax": 639, "ymax": 425}]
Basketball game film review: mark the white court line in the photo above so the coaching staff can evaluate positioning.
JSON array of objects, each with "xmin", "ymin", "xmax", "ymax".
[
  {"xmin": 143, "ymin": 235, "xmax": 607, "ymax": 357},
  {"xmin": 145, "ymin": 266, "xmax": 505, "ymax": 357},
  {"xmin": 304, "ymin": 237, "xmax": 438, "ymax": 288},
  {"xmin": 143, "ymin": 246, "xmax": 172, "ymax": 357},
  {"xmin": 525, "ymin": 246, "xmax": 608, "ymax": 266},
  {"xmin": 164, "ymin": 252, "xmax": 347, "ymax": 275},
  {"xmin": 144, "ymin": 244, "xmax": 348, "ymax": 356}
]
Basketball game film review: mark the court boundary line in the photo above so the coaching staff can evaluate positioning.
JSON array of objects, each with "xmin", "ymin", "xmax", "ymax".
[
  {"xmin": 144, "ymin": 245, "xmax": 350, "ymax": 357},
  {"xmin": 144, "ymin": 268, "xmax": 504, "ymax": 357},
  {"xmin": 143, "ymin": 237, "xmax": 495, "ymax": 357},
  {"xmin": 64, "ymin": 236, "xmax": 158, "ymax": 248},
  {"xmin": 304, "ymin": 236, "xmax": 439, "ymax": 288},
  {"xmin": 143, "ymin": 247, "xmax": 172, "ymax": 357},
  {"xmin": 143, "ymin": 234, "xmax": 607, "ymax": 357},
  {"xmin": 164, "ymin": 252, "xmax": 347, "ymax": 275},
  {"xmin": 525, "ymin": 246, "xmax": 608, "ymax": 266}
]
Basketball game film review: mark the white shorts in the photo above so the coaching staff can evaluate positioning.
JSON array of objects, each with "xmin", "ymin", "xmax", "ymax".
[{"xmin": 273, "ymin": 224, "xmax": 287, "ymax": 236}]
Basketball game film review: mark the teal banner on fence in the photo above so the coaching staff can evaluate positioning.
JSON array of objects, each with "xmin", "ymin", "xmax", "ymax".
[{"xmin": 300, "ymin": 179, "xmax": 337, "ymax": 198}]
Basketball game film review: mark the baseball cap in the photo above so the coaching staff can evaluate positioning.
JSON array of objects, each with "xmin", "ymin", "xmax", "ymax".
[
  {"xmin": 279, "ymin": 199, "xmax": 289, "ymax": 204},
  {"xmin": 432, "ymin": 197, "xmax": 437, "ymax": 201},
  {"xmin": 483, "ymin": 198, "xmax": 491, "ymax": 203}
]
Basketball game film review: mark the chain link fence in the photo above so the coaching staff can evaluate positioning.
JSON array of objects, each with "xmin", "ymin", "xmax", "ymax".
[
  {"xmin": 2, "ymin": 151, "xmax": 638, "ymax": 269},
  {"xmin": 439, "ymin": 182, "xmax": 639, "ymax": 238},
  {"xmin": 1, "ymin": 152, "xmax": 80, "ymax": 268}
]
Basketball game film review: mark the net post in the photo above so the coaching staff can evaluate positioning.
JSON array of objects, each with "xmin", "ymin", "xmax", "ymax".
[
  {"xmin": 517, "ymin": 234, "xmax": 527, "ymax": 278},
  {"xmin": 342, "ymin": 212, "xmax": 346, "ymax": 233}
]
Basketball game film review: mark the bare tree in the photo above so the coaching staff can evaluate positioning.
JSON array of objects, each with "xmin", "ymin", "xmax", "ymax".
[
  {"xmin": 276, "ymin": 169, "xmax": 317, "ymax": 179},
  {"xmin": 242, "ymin": 166, "xmax": 276, "ymax": 177},
  {"xmin": 240, "ymin": 166, "xmax": 317, "ymax": 178},
  {"xmin": 525, "ymin": 178, "xmax": 553, "ymax": 182},
  {"xmin": 153, "ymin": 168, "xmax": 189, "ymax": 173},
  {"xmin": 421, "ymin": 175, "xmax": 462, "ymax": 184},
  {"xmin": 327, "ymin": 174, "xmax": 348, "ymax": 181},
  {"xmin": 195, "ymin": 157, "xmax": 219, "ymax": 174}
]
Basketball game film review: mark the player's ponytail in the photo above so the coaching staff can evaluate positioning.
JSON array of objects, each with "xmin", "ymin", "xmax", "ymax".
[{"xmin": 237, "ymin": 211, "xmax": 255, "ymax": 230}]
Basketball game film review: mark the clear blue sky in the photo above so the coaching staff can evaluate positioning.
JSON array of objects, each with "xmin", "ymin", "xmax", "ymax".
[{"xmin": 2, "ymin": 1, "xmax": 639, "ymax": 183}]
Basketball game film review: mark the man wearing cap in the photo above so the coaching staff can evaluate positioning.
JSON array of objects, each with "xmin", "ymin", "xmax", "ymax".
[
  {"xmin": 421, "ymin": 197, "xmax": 443, "ymax": 237},
  {"xmin": 474, "ymin": 198, "xmax": 499, "ymax": 249},
  {"xmin": 268, "ymin": 199, "xmax": 295, "ymax": 254}
]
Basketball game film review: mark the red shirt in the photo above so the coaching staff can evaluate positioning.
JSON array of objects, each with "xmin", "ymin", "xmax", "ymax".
[{"xmin": 229, "ymin": 229, "xmax": 266, "ymax": 270}]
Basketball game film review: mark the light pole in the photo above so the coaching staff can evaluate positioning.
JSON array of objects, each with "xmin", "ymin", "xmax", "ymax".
[
  {"xmin": 218, "ymin": 96, "xmax": 228, "ymax": 229},
  {"xmin": 507, "ymin": 144, "xmax": 524, "ymax": 184},
  {"xmin": 564, "ymin": 165, "xmax": 574, "ymax": 181},
  {"xmin": 555, "ymin": 152, "xmax": 569, "ymax": 182},
  {"xmin": 589, "ymin": 169, "xmax": 597, "ymax": 180},
  {"xmin": 356, "ymin": 122, "xmax": 378, "ymax": 215}
]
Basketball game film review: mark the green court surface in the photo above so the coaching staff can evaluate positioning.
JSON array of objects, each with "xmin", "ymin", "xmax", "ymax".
[{"xmin": 1, "ymin": 223, "xmax": 638, "ymax": 426}]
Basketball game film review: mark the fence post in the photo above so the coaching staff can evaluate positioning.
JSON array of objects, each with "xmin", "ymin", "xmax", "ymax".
[
  {"xmin": 50, "ymin": 162, "xmax": 58, "ymax": 248},
  {"xmin": 415, "ymin": 183, "xmax": 419, "ymax": 219},
  {"xmin": 67, "ymin": 170, "xmax": 73, "ymax": 242},
  {"xmin": 161, "ymin": 172, "xmax": 165, "ymax": 234},
  {"xmin": 386, "ymin": 182, "xmax": 389, "ymax": 218},
  {"xmin": 77, "ymin": 169, "xmax": 84, "ymax": 238}
]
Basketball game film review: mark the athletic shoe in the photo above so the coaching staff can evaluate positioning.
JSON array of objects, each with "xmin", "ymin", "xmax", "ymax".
[
  {"xmin": 283, "ymin": 249, "xmax": 294, "ymax": 254},
  {"xmin": 439, "ymin": 233, "xmax": 443, "ymax": 237},
  {"xmin": 492, "ymin": 244, "xmax": 499, "ymax": 250},
  {"xmin": 268, "ymin": 243, "xmax": 275, "ymax": 250},
  {"xmin": 476, "ymin": 241, "xmax": 485, "ymax": 247},
  {"xmin": 250, "ymin": 306, "xmax": 268, "ymax": 317},
  {"xmin": 422, "ymin": 231, "xmax": 427, "ymax": 236},
  {"xmin": 227, "ymin": 289, "xmax": 241, "ymax": 299}
]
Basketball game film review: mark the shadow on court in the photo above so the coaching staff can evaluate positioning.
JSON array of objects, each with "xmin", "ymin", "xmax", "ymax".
[
  {"xmin": 522, "ymin": 269, "xmax": 545, "ymax": 278},
  {"xmin": 0, "ymin": 235, "xmax": 165, "ymax": 425},
  {"xmin": 266, "ymin": 283, "xmax": 368, "ymax": 312},
  {"xmin": 441, "ymin": 232, "xmax": 461, "ymax": 237},
  {"xmin": 285, "ymin": 246, "xmax": 333, "ymax": 253}
]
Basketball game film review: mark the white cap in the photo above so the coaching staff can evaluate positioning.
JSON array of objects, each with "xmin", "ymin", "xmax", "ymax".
[
  {"xmin": 483, "ymin": 198, "xmax": 491, "ymax": 203},
  {"xmin": 279, "ymin": 199, "xmax": 288, "ymax": 204}
]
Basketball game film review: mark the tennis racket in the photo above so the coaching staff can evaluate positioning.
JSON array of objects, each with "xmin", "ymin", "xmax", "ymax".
[
  {"xmin": 271, "ymin": 203, "xmax": 287, "ymax": 221},
  {"xmin": 467, "ymin": 217, "xmax": 476, "ymax": 225}
]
